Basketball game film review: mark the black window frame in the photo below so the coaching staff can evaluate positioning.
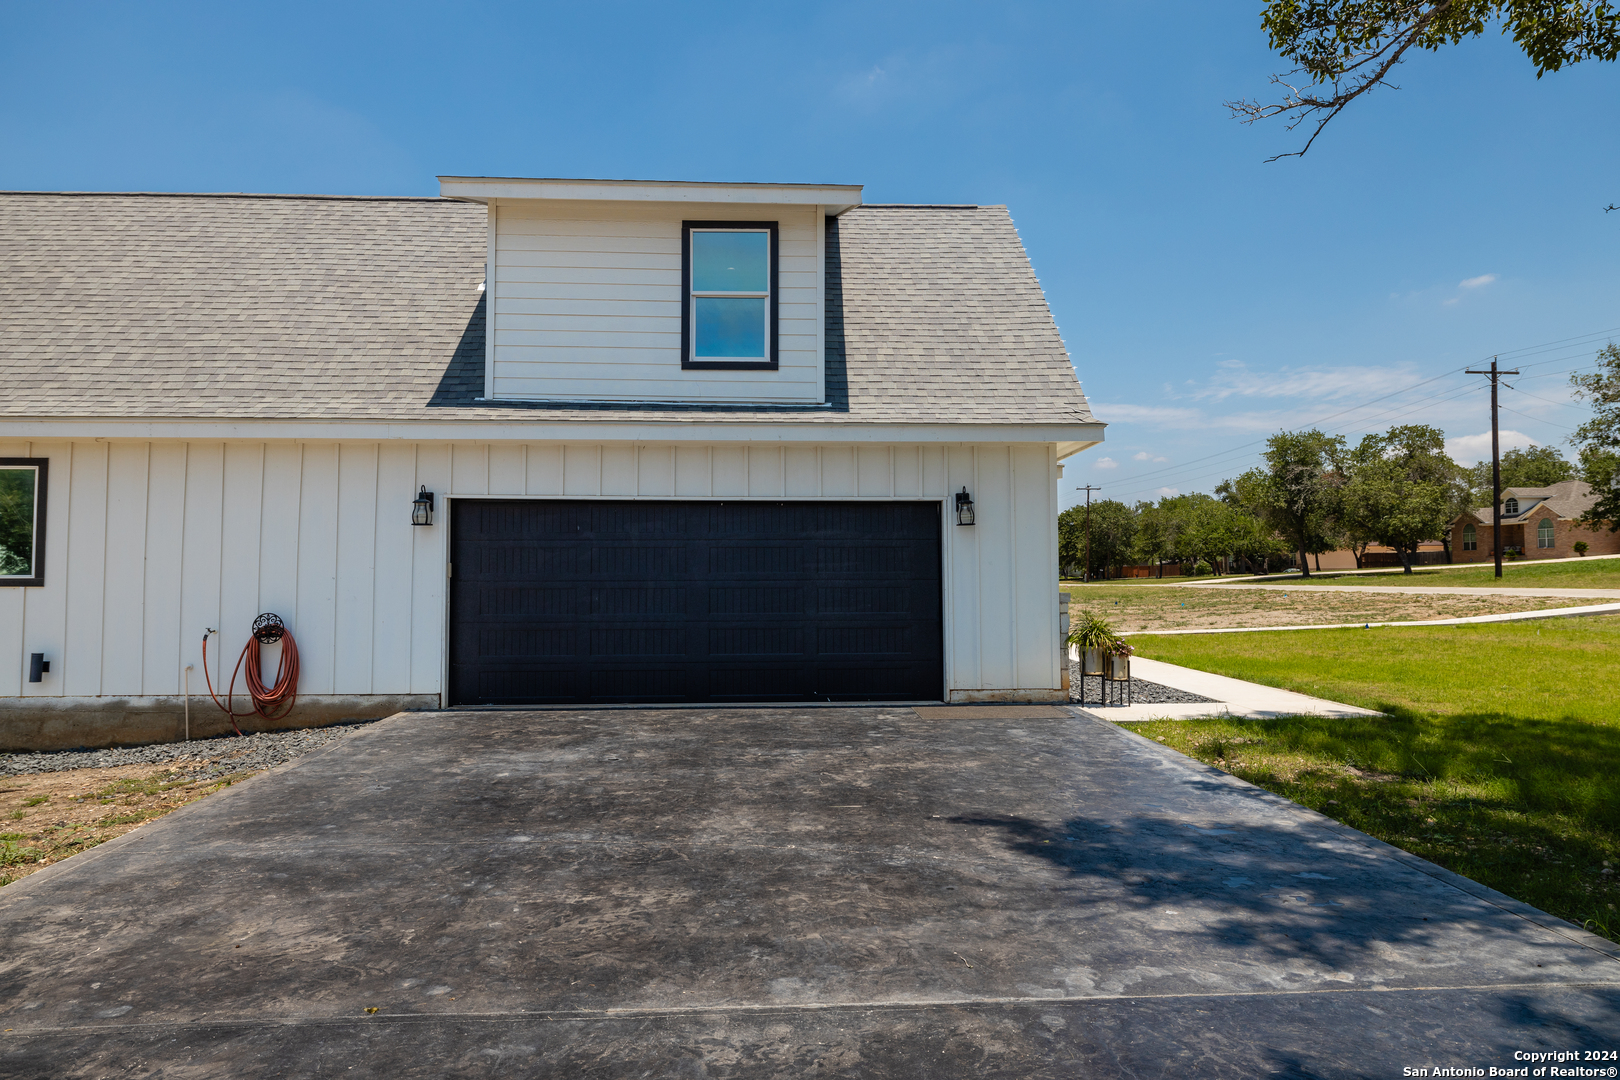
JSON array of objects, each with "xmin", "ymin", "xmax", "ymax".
[
  {"xmin": 681, "ymin": 220, "xmax": 780, "ymax": 371},
  {"xmin": 0, "ymin": 457, "xmax": 48, "ymax": 588}
]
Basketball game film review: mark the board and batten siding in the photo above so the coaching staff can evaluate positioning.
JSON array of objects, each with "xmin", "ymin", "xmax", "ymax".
[
  {"xmin": 0, "ymin": 440, "xmax": 1061, "ymax": 743},
  {"xmin": 489, "ymin": 200, "xmax": 825, "ymax": 403}
]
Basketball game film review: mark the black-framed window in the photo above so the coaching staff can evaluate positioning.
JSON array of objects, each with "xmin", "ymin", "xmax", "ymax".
[
  {"xmin": 681, "ymin": 220, "xmax": 779, "ymax": 370},
  {"xmin": 0, "ymin": 458, "xmax": 47, "ymax": 588}
]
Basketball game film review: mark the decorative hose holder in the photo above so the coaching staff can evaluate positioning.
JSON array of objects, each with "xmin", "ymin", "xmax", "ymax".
[
  {"xmin": 203, "ymin": 613, "xmax": 300, "ymax": 734},
  {"xmin": 252, "ymin": 612, "xmax": 286, "ymax": 644}
]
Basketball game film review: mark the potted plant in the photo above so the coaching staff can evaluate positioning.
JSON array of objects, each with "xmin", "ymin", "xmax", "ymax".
[
  {"xmin": 1067, "ymin": 611, "xmax": 1115, "ymax": 677},
  {"xmin": 1103, "ymin": 638, "xmax": 1133, "ymax": 682},
  {"xmin": 1575, "ymin": 540, "xmax": 1589, "ymax": 557}
]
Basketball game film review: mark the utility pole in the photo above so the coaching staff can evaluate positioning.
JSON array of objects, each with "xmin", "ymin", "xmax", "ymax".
[
  {"xmin": 1078, "ymin": 485, "xmax": 1101, "ymax": 583},
  {"xmin": 1465, "ymin": 358, "xmax": 1519, "ymax": 579}
]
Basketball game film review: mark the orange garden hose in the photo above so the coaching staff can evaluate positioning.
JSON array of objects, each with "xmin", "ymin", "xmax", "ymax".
[{"xmin": 202, "ymin": 614, "xmax": 300, "ymax": 734}]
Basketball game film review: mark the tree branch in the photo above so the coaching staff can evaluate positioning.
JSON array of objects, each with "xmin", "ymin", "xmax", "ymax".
[{"xmin": 1231, "ymin": 0, "xmax": 1453, "ymax": 160}]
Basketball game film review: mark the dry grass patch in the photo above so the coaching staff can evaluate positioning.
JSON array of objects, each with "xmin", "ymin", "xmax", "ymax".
[
  {"xmin": 1065, "ymin": 583, "xmax": 1577, "ymax": 632},
  {"xmin": 0, "ymin": 763, "xmax": 258, "ymax": 886}
]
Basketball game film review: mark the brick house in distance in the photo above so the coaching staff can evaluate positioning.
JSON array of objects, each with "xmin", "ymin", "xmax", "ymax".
[{"xmin": 1449, "ymin": 480, "xmax": 1619, "ymax": 561}]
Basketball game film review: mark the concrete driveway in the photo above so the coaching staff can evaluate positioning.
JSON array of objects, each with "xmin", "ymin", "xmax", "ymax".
[{"xmin": 3, "ymin": 706, "xmax": 1617, "ymax": 1078}]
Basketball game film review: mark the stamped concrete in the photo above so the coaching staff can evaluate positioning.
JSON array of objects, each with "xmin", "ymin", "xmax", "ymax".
[{"xmin": 2, "ymin": 707, "xmax": 1617, "ymax": 1078}]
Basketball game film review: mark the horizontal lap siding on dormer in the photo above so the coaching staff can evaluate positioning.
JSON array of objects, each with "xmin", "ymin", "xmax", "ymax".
[{"xmin": 490, "ymin": 201, "xmax": 825, "ymax": 404}]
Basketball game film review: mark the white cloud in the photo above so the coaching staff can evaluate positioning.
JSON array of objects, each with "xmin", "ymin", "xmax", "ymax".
[
  {"xmin": 1181, "ymin": 361, "xmax": 1419, "ymax": 405},
  {"xmin": 1459, "ymin": 274, "xmax": 1498, "ymax": 290},
  {"xmin": 1444, "ymin": 430, "xmax": 1538, "ymax": 467},
  {"xmin": 1090, "ymin": 403, "xmax": 1203, "ymax": 426},
  {"xmin": 1093, "ymin": 456, "xmax": 1119, "ymax": 469},
  {"xmin": 1133, "ymin": 451, "xmax": 1168, "ymax": 462},
  {"xmin": 1153, "ymin": 487, "xmax": 1180, "ymax": 498}
]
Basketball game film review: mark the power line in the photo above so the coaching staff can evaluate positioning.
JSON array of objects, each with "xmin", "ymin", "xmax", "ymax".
[
  {"xmin": 1091, "ymin": 323, "xmax": 1620, "ymax": 499},
  {"xmin": 1498, "ymin": 404, "xmax": 1578, "ymax": 431}
]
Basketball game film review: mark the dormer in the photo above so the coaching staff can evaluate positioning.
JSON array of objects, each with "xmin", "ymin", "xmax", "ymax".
[{"xmin": 439, "ymin": 176, "xmax": 862, "ymax": 406}]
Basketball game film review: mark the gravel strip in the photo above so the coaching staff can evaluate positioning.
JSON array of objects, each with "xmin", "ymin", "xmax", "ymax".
[
  {"xmin": 0, "ymin": 720, "xmax": 381, "ymax": 778},
  {"xmin": 1069, "ymin": 660, "xmax": 1218, "ymax": 706}
]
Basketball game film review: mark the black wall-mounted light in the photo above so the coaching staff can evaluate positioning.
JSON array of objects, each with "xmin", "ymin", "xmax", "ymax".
[
  {"xmin": 28, "ymin": 653, "xmax": 49, "ymax": 683},
  {"xmin": 411, "ymin": 486, "xmax": 435, "ymax": 526},
  {"xmin": 954, "ymin": 487, "xmax": 976, "ymax": 526}
]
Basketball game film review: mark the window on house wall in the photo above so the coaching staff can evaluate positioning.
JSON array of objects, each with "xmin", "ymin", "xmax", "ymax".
[
  {"xmin": 1538, "ymin": 518, "xmax": 1555, "ymax": 548},
  {"xmin": 1504, "ymin": 497, "xmax": 1519, "ymax": 515},
  {"xmin": 1462, "ymin": 523, "xmax": 1477, "ymax": 551},
  {"xmin": 0, "ymin": 458, "xmax": 47, "ymax": 587},
  {"xmin": 682, "ymin": 221, "xmax": 778, "ymax": 370}
]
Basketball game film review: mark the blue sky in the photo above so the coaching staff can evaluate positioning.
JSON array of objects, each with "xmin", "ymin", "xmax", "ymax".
[{"xmin": 3, "ymin": 1, "xmax": 1614, "ymax": 508}]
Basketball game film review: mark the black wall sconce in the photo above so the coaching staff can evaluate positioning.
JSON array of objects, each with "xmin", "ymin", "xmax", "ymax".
[
  {"xmin": 28, "ymin": 653, "xmax": 50, "ymax": 683},
  {"xmin": 411, "ymin": 486, "xmax": 435, "ymax": 526},
  {"xmin": 954, "ymin": 487, "xmax": 976, "ymax": 526}
]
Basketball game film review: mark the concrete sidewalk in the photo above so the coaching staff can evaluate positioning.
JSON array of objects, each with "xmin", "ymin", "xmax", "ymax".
[
  {"xmin": 1075, "ymin": 656, "xmax": 1383, "ymax": 722},
  {"xmin": 1194, "ymin": 582, "xmax": 1620, "ymax": 599}
]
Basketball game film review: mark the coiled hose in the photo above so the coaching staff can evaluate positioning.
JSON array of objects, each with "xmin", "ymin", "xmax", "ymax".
[{"xmin": 203, "ymin": 613, "xmax": 300, "ymax": 734}]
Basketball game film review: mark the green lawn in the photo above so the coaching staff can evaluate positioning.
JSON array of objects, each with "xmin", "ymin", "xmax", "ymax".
[
  {"xmin": 1246, "ymin": 556, "xmax": 1620, "ymax": 590},
  {"xmin": 1127, "ymin": 617, "xmax": 1620, "ymax": 941}
]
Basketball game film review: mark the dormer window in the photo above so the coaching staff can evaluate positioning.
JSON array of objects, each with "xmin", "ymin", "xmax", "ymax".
[
  {"xmin": 1504, "ymin": 497, "xmax": 1519, "ymax": 515},
  {"xmin": 682, "ymin": 221, "xmax": 778, "ymax": 370}
]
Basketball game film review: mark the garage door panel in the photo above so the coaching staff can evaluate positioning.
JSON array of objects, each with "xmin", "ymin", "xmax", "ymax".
[
  {"xmin": 707, "ymin": 667, "xmax": 811, "ymax": 701},
  {"xmin": 589, "ymin": 628, "xmax": 690, "ymax": 658},
  {"xmin": 482, "ymin": 586, "xmax": 575, "ymax": 616},
  {"xmin": 591, "ymin": 545, "xmax": 688, "ymax": 577},
  {"xmin": 475, "ymin": 543, "xmax": 580, "ymax": 577},
  {"xmin": 816, "ymin": 626, "xmax": 910, "ymax": 655},
  {"xmin": 449, "ymin": 499, "xmax": 943, "ymax": 705},
  {"xmin": 476, "ymin": 668, "xmax": 579, "ymax": 702},
  {"xmin": 594, "ymin": 667, "xmax": 690, "ymax": 701},
  {"xmin": 708, "ymin": 627, "xmax": 801, "ymax": 656},
  {"xmin": 708, "ymin": 545, "xmax": 804, "ymax": 575},
  {"xmin": 479, "ymin": 628, "xmax": 575, "ymax": 658}
]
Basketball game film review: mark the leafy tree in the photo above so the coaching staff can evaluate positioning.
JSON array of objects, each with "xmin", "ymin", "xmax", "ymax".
[
  {"xmin": 0, "ymin": 469, "xmax": 36, "ymax": 577},
  {"xmin": 1131, "ymin": 501, "xmax": 1176, "ymax": 574},
  {"xmin": 1571, "ymin": 343, "xmax": 1620, "ymax": 530},
  {"xmin": 1340, "ymin": 424, "xmax": 1462, "ymax": 573},
  {"xmin": 1464, "ymin": 443, "xmax": 1574, "ymax": 503},
  {"xmin": 1230, "ymin": 429, "xmax": 1346, "ymax": 577},
  {"xmin": 1231, "ymin": 1, "xmax": 1620, "ymax": 159},
  {"xmin": 1058, "ymin": 499, "xmax": 1138, "ymax": 579}
]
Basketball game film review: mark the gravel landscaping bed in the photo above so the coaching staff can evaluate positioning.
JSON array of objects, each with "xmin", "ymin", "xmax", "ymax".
[
  {"xmin": 1069, "ymin": 661, "xmax": 1218, "ymax": 706},
  {"xmin": 0, "ymin": 721, "xmax": 381, "ymax": 778}
]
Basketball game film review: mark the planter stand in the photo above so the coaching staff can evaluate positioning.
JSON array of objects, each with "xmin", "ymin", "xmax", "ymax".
[{"xmin": 1076, "ymin": 650, "xmax": 1132, "ymax": 708}]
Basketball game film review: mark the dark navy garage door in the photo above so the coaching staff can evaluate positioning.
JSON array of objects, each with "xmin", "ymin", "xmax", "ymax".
[{"xmin": 448, "ymin": 500, "xmax": 944, "ymax": 705}]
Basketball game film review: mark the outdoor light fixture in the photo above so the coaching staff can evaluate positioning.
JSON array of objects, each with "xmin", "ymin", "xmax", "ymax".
[
  {"xmin": 955, "ymin": 487, "xmax": 976, "ymax": 526},
  {"xmin": 411, "ymin": 486, "xmax": 435, "ymax": 526}
]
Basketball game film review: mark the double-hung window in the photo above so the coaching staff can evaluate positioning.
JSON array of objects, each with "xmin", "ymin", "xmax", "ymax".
[
  {"xmin": 1538, "ymin": 518, "xmax": 1555, "ymax": 548},
  {"xmin": 0, "ymin": 458, "xmax": 47, "ymax": 587},
  {"xmin": 682, "ymin": 221, "xmax": 778, "ymax": 369},
  {"xmin": 1462, "ymin": 523, "xmax": 1477, "ymax": 551}
]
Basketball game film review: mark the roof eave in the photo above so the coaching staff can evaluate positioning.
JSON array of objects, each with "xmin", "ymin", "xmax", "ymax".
[{"xmin": 437, "ymin": 176, "xmax": 863, "ymax": 215}]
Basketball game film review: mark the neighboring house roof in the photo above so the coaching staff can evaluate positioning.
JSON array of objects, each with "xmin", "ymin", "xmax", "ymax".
[
  {"xmin": 1458, "ymin": 481, "xmax": 1597, "ymax": 523},
  {"xmin": 0, "ymin": 191, "xmax": 1097, "ymax": 427}
]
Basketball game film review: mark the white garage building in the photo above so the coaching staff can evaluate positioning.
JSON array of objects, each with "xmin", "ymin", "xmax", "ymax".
[{"xmin": 0, "ymin": 177, "xmax": 1103, "ymax": 749}]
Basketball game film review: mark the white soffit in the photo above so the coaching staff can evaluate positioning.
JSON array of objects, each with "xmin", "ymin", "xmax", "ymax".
[{"xmin": 438, "ymin": 176, "xmax": 863, "ymax": 215}]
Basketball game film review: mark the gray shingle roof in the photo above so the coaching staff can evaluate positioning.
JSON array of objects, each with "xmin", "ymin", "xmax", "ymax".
[
  {"xmin": 1465, "ymin": 481, "xmax": 1598, "ymax": 522},
  {"xmin": 0, "ymin": 192, "xmax": 1096, "ymax": 426}
]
